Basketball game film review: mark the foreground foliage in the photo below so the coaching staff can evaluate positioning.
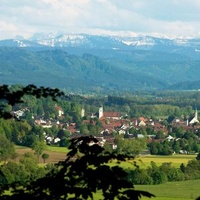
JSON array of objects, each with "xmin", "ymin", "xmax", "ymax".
[
  {"xmin": 0, "ymin": 152, "xmax": 48, "ymax": 186},
  {"xmin": 0, "ymin": 84, "xmax": 64, "ymax": 119},
  {"xmin": 0, "ymin": 136, "xmax": 155, "ymax": 200}
]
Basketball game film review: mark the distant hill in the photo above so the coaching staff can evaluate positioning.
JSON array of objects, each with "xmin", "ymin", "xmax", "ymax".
[
  {"xmin": 0, "ymin": 33, "xmax": 200, "ymax": 93},
  {"xmin": 168, "ymin": 80, "xmax": 200, "ymax": 90}
]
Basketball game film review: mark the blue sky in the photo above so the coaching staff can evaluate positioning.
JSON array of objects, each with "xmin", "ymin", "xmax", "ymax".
[{"xmin": 1, "ymin": 0, "xmax": 200, "ymax": 39}]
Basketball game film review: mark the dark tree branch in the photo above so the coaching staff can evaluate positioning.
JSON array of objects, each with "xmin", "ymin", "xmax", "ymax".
[{"xmin": 0, "ymin": 84, "xmax": 64, "ymax": 119}]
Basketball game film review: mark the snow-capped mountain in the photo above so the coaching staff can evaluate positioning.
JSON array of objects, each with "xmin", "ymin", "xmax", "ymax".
[
  {"xmin": 0, "ymin": 39, "xmax": 43, "ymax": 48},
  {"xmin": 37, "ymin": 34, "xmax": 90, "ymax": 47},
  {"xmin": 0, "ymin": 33, "xmax": 200, "ymax": 51},
  {"xmin": 29, "ymin": 33, "xmax": 183, "ymax": 48}
]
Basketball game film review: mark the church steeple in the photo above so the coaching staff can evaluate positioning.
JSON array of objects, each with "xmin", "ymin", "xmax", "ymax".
[
  {"xmin": 99, "ymin": 105, "xmax": 103, "ymax": 119},
  {"xmin": 195, "ymin": 108, "xmax": 198, "ymax": 120},
  {"xmin": 189, "ymin": 108, "xmax": 199, "ymax": 125},
  {"xmin": 81, "ymin": 108, "xmax": 85, "ymax": 118}
]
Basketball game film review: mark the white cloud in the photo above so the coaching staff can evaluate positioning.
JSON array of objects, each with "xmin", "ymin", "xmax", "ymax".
[
  {"xmin": 0, "ymin": 21, "xmax": 17, "ymax": 39},
  {"xmin": 0, "ymin": 0, "xmax": 200, "ymax": 39}
]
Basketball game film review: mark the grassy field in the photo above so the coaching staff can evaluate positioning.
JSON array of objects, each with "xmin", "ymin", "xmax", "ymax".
[
  {"xmin": 15, "ymin": 145, "xmax": 196, "ymax": 166},
  {"xmin": 15, "ymin": 145, "xmax": 67, "ymax": 163},
  {"xmin": 14, "ymin": 146, "xmax": 199, "ymax": 199},
  {"xmin": 46, "ymin": 145, "xmax": 69, "ymax": 153},
  {"xmin": 136, "ymin": 179, "xmax": 200, "ymax": 200},
  {"xmin": 92, "ymin": 179, "xmax": 200, "ymax": 200},
  {"xmin": 15, "ymin": 145, "xmax": 69, "ymax": 153}
]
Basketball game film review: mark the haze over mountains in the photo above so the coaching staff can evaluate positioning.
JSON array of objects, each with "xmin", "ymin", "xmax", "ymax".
[{"xmin": 1, "ymin": 33, "xmax": 200, "ymax": 93}]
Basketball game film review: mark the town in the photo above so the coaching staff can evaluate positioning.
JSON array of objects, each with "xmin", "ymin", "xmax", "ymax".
[{"xmin": 12, "ymin": 93, "xmax": 200, "ymax": 156}]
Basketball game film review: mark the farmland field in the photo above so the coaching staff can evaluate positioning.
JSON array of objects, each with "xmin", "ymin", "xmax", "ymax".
[
  {"xmin": 135, "ymin": 154, "xmax": 196, "ymax": 168},
  {"xmin": 15, "ymin": 145, "xmax": 196, "ymax": 166},
  {"xmin": 15, "ymin": 145, "xmax": 67, "ymax": 163},
  {"xmin": 108, "ymin": 154, "xmax": 196, "ymax": 170}
]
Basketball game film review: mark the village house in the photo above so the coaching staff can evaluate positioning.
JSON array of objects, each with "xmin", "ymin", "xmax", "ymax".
[
  {"xmin": 11, "ymin": 107, "xmax": 29, "ymax": 119},
  {"xmin": 31, "ymin": 102, "xmax": 200, "ymax": 149},
  {"xmin": 34, "ymin": 118, "xmax": 52, "ymax": 128}
]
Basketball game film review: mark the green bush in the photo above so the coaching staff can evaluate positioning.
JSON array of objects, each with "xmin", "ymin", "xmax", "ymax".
[{"xmin": 127, "ymin": 168, "xmax": 153, "ymax": 185}]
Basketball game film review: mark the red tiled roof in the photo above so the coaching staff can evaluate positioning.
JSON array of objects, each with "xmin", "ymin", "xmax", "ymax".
[
  {"xmin": 100, "ymin": 119, "xmax": 122, "ymax": 127},
  {"xmin": 67, "ymin": 126, "xmax": 76, "ymax": 133},
  {"xmin": 139, "ymin": 117, "xmax": 146, "ymax": 121},
  {"xmin": 103, "ymin": 112, "xmax": 121, "ymax": 118},
  {"xmin": 55, "ymin": 105, "xmax": 63, "ymax": 111}
]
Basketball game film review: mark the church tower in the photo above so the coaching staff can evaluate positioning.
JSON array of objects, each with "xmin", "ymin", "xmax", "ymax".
[
  {"xmin": 189, "ymin": 108, "xmax": 199, "ymax": 125},
  {"xmin": 195, "ymin": 108, "xmax": 198, "ymax": 120},
  {"xmin": 99, "ymin": 106, "xmax": 103, "ymax": 119},
  {"xmin": 81, "ymin": 108, "xmax": 85, "ymax": 118}
]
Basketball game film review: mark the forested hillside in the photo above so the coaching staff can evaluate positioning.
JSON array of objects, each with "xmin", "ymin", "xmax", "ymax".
[
  {"xmin": 1, "ymin": 34, "xmax": 200, "ymax": 93},
  {"xmin": 0, "ymin": 47, "xmax": 167, "ymax": 92}
]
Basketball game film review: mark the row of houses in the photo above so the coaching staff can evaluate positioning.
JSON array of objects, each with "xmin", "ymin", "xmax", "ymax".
[
  {"xmin": 34, "ymin": 106, "xmax": 200, "ymax": 140},
  {"xmin": 10, "ymin": 101, "xmax": 200, "ymax": 151}
]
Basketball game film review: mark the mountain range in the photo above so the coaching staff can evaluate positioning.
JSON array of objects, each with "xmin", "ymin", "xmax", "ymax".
[{"xmin": 1, "ymin": 33, "xmax": 200, "ymax": 93}]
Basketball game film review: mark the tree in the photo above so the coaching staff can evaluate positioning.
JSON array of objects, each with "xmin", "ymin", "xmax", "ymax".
[
  {"xmin": 173, "ymin": 127, "xmax": 184, "ymax": 138},
  {"xmin": 127, "ymin": 167, "xmax": 153, "ymax": 185},
  {"xmin": 114, "ymin": 135, "xmax": 146, "ymax": 156},
  {"xmin": 147, "ymin": 161, "xmax": 167, "ymax": 185},
  {"xmin": 0, "ymin": 135, "xmax": 16, "ymax": 163},
  {"xmin": 155, "ymin": 130, "xmax": 165, "ymax": 139},
  {"xmin": 41, "ymin": 153, "xmax": 49, "ymax": 163},
  {"xmin": 19, "ymin": 152, "xmax": 46, "ymax": 181},
  {"xmin": 0, "ymin": 84, "xmax": 64, "ymax": 119},
  {"xmin": 184, "ymin": 159, "xmax": 200, "ymax": 180},
  {"xmin": 57, "ymin": 129, "xmax": 70, "ymax": 139},
  {"xmin": 103, "ymin": 140, "xmax": 113, "ymax": 153},
  {"xmin": 80, "ymin": 124, "xmax": 90, "ymax": 134},
  {"xmin": 0, "ymin": 161, "xmax": 29, "ymax": 185},
  {"xmin": 0, "ymin": 136, "xmax": 155, "ymax": 199},
  {"xmin": 30, "ymin": 125, "xmax": 45, "ymax": 140},
  {"xmin": 159, "ymin": 162, "xmax": 184, "ymax": 182},
  {"xmin": 196, "ymin": 152, "xmax": 200, "ymax": 161},
  {"xmin": 172, "ymin": 140, "xmax": 181, "ymax": 154},
  {"xmin": 149, "ymin": 142, "xmax": 158, "ymax": 155},
  {"xmin": 59, "ymin": 137, "xmax": 70, "ymax": 147},
  {"xmin": 10, "ymin": 120, "xmax": 31, "ymax": 144},
  {"xmin": 32, "ymin": 141, "xmax": 46, "ymax": 163},
  {"xmin": 22, "ymin": 133, "xmax": 38, "ymax": 147}
]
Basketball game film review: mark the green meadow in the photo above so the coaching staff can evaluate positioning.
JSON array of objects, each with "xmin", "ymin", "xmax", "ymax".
[
  {"xmin": 15, "ymin": 145, "xmax": 69, "ymax": 153},
  {"xmin": 45, "ymin": 145, "xmax": 69, "ymax": 153},
  {"xmin": 14, "ymin": 146, "xmax": 200, "ymax": 199},
  {"xmin": 92, "ymin": 179, "xmax": 200, "ymax": 200},
  {"xmin": 136, "ymin": 179, "xmax": 200, "ymax": 200}
]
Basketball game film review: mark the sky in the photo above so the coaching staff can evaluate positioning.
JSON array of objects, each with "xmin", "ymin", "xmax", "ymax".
[{"xmin": 1, "ymin": 0, "xmax": 200, "ymax": 39}]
